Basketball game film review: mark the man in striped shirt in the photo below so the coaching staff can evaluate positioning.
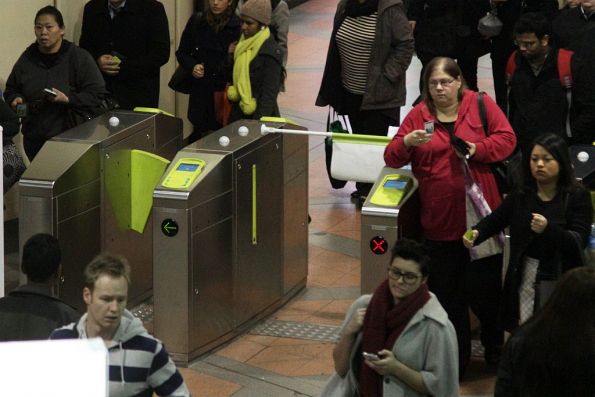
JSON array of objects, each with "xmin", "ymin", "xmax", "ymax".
[{"xmin": 50, "ymin": 254, "xmax": 190, "ymax": 397}]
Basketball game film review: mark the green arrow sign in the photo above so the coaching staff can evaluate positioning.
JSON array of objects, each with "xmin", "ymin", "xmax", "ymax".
[{"xmin": 161, "ymin": 219, "xmax": 179, "ymax": 237}]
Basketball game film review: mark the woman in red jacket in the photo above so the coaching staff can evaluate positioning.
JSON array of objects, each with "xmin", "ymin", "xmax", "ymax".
[{"xmin": 384, "ymin": 57, "xmax": 516, "ymax": 377}]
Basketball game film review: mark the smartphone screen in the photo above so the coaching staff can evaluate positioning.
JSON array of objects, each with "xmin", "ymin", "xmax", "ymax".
[{"xmin": 424, "ymin": 121, "xmax": 434, "ymax": 135}]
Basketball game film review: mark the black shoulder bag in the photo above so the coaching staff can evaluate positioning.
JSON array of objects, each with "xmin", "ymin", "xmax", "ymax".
[{"xmin": 477, "ymin": 92, "xmax": 521, "ymax": 194}]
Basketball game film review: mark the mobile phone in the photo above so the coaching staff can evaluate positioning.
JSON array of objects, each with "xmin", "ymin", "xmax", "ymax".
[
  {"xmin": 424, "ymin": 120, "xmax": 435, "ymax": 135},
  {"xmin": 44, "ymin": 88, "xmax": 57, "ymax": 97},
  {"xmin": 362, "ymin": 352, "xmax": 380, "ymax": 361},
  {"xmin": 16, "ymin": 103, "xmax": 28, "ymax": 118},
  {"xmin": 112, "ymin": 56, "xmax": 121, "ymax": 64}
]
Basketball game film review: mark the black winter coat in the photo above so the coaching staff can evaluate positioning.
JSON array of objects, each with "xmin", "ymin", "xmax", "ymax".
[
  {"xmin": 228, "ymin": 36, "xmax": 283, "ymax": 122},
  {"xmin": 473, "ymin": 187, "xmax": 592, "ymax": 331},
  {"xmin": 0, "ymin": 98, "xmax": 19, "ymax": 146},
  {"xmin": 4, "ymin": 41, "xmax": 106, "ymax": 158},
  {"xmin": 79, "ymin": 0, "xmax": 170, "ymax": 110},
  {"xmin": 552, "ymin": 6, "xmax": 595, "ymax": 51},
  {"xmin": 507, "ymin": 49, "xmax": 568, "ymax": 154},
  {"xmin": 176, "ymin": 12, "xmax": 241, "ymax": 128}
]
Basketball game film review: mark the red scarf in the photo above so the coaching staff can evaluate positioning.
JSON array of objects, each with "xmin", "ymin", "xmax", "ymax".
[{"xmin": 358, "ymin": 280, "xmax": 431, "ymax": 397}]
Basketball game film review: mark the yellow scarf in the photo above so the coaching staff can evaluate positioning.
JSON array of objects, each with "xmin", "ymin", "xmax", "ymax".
[{"xmin": 227, "ymin": 27, "xmax": 270, "ymax": 115}]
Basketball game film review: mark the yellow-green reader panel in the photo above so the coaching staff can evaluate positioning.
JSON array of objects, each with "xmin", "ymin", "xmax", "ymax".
[
  {"xmin": 162, "ymin": 158, "xmax": 206, "ymax": 189},
  {"xmin": 370, "ymin": 174, "xmax": 413, "ymax": 207}
]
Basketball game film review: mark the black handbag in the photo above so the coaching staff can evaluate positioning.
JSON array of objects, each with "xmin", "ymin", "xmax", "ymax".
[{"xmin": 168, "ymin": 65, "xmax": 193, "ymax": 94}]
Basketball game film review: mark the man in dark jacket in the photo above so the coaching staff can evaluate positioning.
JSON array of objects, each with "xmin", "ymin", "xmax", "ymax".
[
  {"xmin": 490, "ymin": 0, "xmax": 558, "ymax": 111},
  {"xmin": 508, "ymin": 13, "xmax": 571, "ymax": 155},
  {"xmin": 79, "ymin": 0, "xmax": 170, "ymax": 110},
  {"xmin": 552, "ymin": 0, "xmax": 595, "ymax": 51},
  {"xmin": 0, "ymin": 234, "xmax": 79, "ymax": 341}
]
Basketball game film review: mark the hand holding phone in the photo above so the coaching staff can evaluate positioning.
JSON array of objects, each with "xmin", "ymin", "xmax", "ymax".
[
  {"xmin": 362, "ymin": 352, "xmax": 381, "ymax": 361},
  {"xmin": 424, "ymin": 120, "xmax": 434, "ymax": 135}
]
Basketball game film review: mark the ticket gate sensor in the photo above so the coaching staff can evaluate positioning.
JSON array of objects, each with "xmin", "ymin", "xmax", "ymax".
[
  {"xmin": 571, "ymin": 145, "xmax": 595, "ymax": 188},
  {"xmin": 152, "ymin": 119, "xmax": 309, "ymax": 365},
  {"xmin": 360, "ymin": 167, "xmax": 420, "ymax": 294},
  {"xmin": 19, "ymin": 111, "xmax": 183, "ymax": 310}
]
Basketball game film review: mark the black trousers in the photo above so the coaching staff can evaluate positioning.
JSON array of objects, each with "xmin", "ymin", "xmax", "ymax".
[
  {"xmin": 425, "ymin": 240, "xmax": 503, "ymax": 377},
  {"xmin": 342, "ymin": 89, "xmax": 399, "ymax": 195}
]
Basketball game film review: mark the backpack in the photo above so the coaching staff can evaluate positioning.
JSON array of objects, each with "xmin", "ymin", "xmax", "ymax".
[{"xmin": 505, "ymin": 48, "xmax": 574, "ymax": 138}]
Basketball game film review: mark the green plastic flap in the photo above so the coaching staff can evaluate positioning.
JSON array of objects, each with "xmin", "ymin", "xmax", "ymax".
[
  {"xmin": 105, "ymin": 149, "xmax": 170, "ymax": 234},
  {"xmin": 369, "ymin": 174, "xmax": 413, "ymax": 207},
  {"xmin": 130, "ymin": 150, "xmax": 170, "ymax": 233}
]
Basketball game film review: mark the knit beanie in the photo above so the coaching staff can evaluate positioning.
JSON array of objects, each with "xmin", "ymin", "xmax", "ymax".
[{"xmin": 241, "ymin": 0, "xmax": 272, "ymax": 26}]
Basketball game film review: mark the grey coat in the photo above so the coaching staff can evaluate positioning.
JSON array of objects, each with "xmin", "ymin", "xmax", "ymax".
[{"xmin": 321, "ymin": 293, "xmax": 460, "ymax": 397}]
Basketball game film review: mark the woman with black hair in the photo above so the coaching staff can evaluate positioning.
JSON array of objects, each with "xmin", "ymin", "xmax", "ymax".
[
  {"xmin": 494, "ymin": 266, "xmax": 595, "ymax": 397},
  {"xmin": 464, "ymin": 133, "xmax": 593, "ymax": 331},
  {"xmin": 4, "ymin": 6, "xmax": 106, "ymax": 160},
  {"xmin": 176, "ymin": 0, "xmax": 241, "ymax": 142}
]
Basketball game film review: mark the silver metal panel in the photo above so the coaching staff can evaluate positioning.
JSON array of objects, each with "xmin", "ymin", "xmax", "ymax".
[
  {"xmin": 153, "ymin": 207, "xmax": 191, "ymax": 354},
  {"xmin": 57, "ymin": 207, "xmax": 101, "ymax": 310},
  {"xmin": 191, "ymin": 217, "xmax": 234, "ymax": 353},
  {"xmin": 234, "ymin": 137, "xmax": 284, "ymax": 325},
  {"xmin": 360, "ymin": 217, "xmax": 399, "ymax": 294},
  {"xmin": 360, "ymin": 167, "xmax": 420, "ymax": 294}
]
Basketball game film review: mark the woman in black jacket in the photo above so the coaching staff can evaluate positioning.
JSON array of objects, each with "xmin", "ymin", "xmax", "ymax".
[
  {"xmin": 176, "ymin": 0, "xmax": 241, "ymax": 143},
  {"xmin": 463, "ymin": 133, "xmax": 593, "ymax": 331},
  {"xmin": 227, "ymin": 0, "xmax": 284, "ymax": 123},
  {"xmin": 494, "ymin": 266, "xmax": 595, "ymax": 397},
  {"xmin": 3, "ymin": 6, "xmax": 106, "ymax": 160}
]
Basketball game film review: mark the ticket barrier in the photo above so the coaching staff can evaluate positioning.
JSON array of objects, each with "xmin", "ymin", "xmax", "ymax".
[
  {"xmin": 152, "ymin": 120, "xmax": 308, "ymax": 365},
  {"xmin": 19, "ymin": 111, "xmax": 183, "ymax": 310},
  {"xmin": 360, "ymin": 167, "xmax": 420, "ymax": 294}
]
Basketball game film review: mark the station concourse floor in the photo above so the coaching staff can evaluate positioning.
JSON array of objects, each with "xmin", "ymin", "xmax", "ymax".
[{"xmin": 172, "ymin": 0, "xmax": 500, "ymax": 396}]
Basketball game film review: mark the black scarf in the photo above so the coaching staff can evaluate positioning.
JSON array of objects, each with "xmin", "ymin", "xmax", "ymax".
[{"xmin": 345, "ymin": 0, "xmax": 379, "ymax": 17}]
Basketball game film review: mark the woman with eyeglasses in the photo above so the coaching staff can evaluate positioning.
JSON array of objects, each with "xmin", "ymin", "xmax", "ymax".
[
  {"xmin": 464, "ymin": 133, "xmax": 592, "ymax": 332},
  {"xmin": 384, "ymin": 57, "xmax": 516, "ymax": 376},
  {"xmin": 320, "ymin": 239, "xmax": 459, "ymax": 397}
]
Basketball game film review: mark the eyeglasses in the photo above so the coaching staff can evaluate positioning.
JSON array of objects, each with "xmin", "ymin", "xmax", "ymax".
[
  {"xmin": 514, "ymin": 40, "xmax": 539, "ymax": 49},
  {"xmin": 428, "ymin": 78, "xmax": 455, "ymax": 88},
  {"xmin": 387, "ymin": 267, "xmax": 421, "ymax": 285}
]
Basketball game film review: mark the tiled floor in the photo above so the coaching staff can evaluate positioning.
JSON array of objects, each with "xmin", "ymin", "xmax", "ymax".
[{"xmin": 177, "ymin": 0, "xmax": 500, "ymax": 395}]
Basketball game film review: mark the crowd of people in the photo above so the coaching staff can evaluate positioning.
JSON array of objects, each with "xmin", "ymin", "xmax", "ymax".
[{"xmin": 1, "ymin": 0, "xmax": 594, "ymax": 396}]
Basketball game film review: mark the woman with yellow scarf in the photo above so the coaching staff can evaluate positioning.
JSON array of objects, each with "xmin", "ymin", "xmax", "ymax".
[{"xmin": 227, "ymin": 0, "xmax": 284, "ymax": 121}]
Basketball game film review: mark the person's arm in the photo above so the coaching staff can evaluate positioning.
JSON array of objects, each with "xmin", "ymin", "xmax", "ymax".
[
  {"xmin": 384, "ymin": 113, "xmax": 416, "ymax": 168},
  {"xmin": 254, "ymin": 50, "xmax": 282, "ymax": 119},
  {"xmin": 271, "ymin": 1, "xmax": 289, "ymax": 67},
  {"xmin": 471, "ymin": 93, "xmax": 517, "ymax": 164},
  {"xmin": 118, "ymin": 2, "xmax": 170, "ymax": 79},
  {"xmin": 365, "ymin": 350, "xmax": 429, "ymax": 393},
  {"xmin": 382, "ymin": 5, "xmax": 414, "ymax": 86},
  {"xmin": 541, "ymin": 188, "xmax": 593, "ymax": 270},
  {"xmin": 67, "ymin": 48, "xmax": 108, "ymax": 110},
  {"xmin": 176, "ymin": 14, "xmax": 202, "ymax": 72},
  {"xmin": 148, "ymin": 343, "xmax": 190, "ymax": 397},
  {"xmin": 473, "ymin": 192, "xmax": 515, "ymax": 246},
  {"xmin": 333, "ymin": 297, "xmax": 369, "ymax": 377},
  {"xmin": 3, "ymin": 59, "xmax": 25, "ymax": 109}
]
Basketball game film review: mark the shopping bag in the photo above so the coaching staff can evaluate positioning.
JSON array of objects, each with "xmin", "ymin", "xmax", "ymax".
[{"xmin": 325, "ymin": 109, "xmax": 349, "ymax": 189}]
